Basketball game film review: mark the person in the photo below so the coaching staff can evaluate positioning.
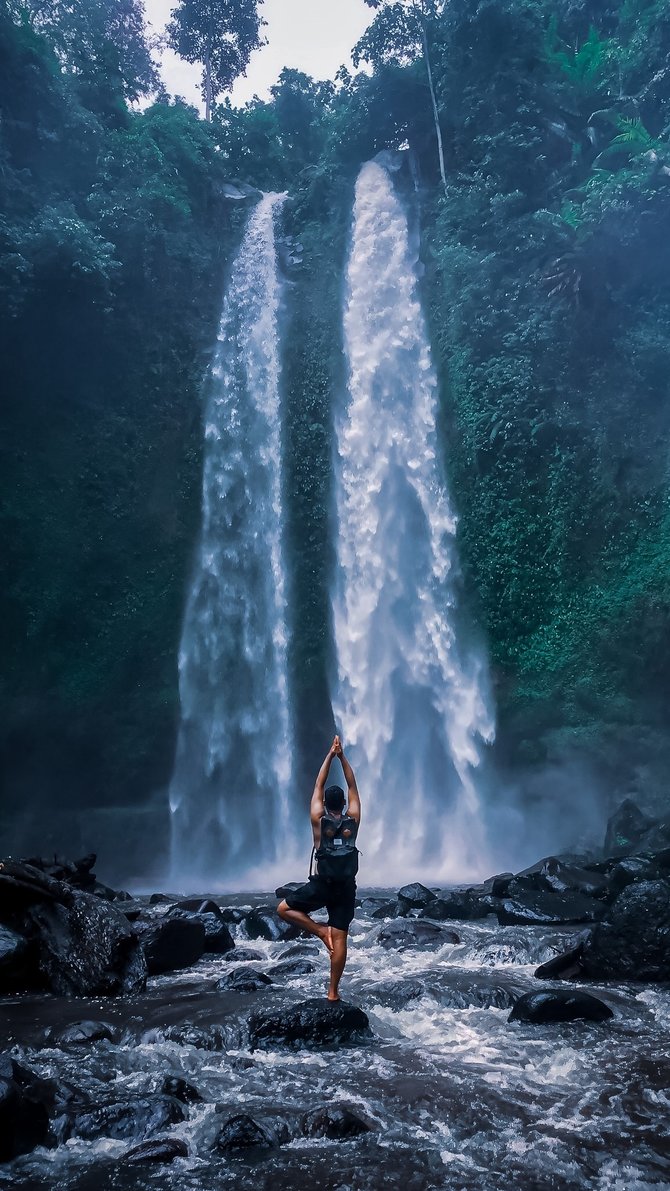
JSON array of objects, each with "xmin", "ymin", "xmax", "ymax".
[{"xmin": 277, "ymin": 735, "xmax": 361, "ymax": 1001}]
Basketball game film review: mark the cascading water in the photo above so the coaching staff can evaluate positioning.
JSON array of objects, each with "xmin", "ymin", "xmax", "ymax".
[
  {"xmin": 332, "ymin": 160, "xmax": 495, "ymax": 882},
  {"xmin": 169, "ymin": 193, "xmax": 292, "ymax": 887}
]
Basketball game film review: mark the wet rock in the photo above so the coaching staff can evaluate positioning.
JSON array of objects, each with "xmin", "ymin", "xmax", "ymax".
[
  {"xmin": 637, "ymin": 818, "xmax": 670, "ymax": 854},
  {"xmin": 371, "ymin": 900, "xmax": 402, "ymax": 919},
  {"xmin": 29, "ymin": 890, "xmax": 147, "ymax": 996},
  {"xmin": 488, "ymin": 873, "xmax": 514, "ymax": 897},
  {"xmin": 604, "ymin": 799, "xmax": 654, "ymax": 857},
  {"xmin": 248, "ymin": 998, "xmax": 372, "ymax": 1050},
  {"xmin": 175, "ymin": 898, "xmax": 222, "ymax": 917},
  {"xmin": 222, "ymin": 946, "xmax": 264, "ymax": 963},
  {"xmin": 219, "ymin": 906, "xmax": 246, "ymax": 925},
  {"xmin": 244, "ymin": 906, "xmax": 301, "ymax": 942},
  {"xmin": 534, "ymin": 940, "xmax": 587, "ymax": 981},
  {"xmin": 0, "ymin": 1054, "xmax": 52, "ymax": 1161},
  {"xmin": 302, "ymin": 1104, "xmax": 372, "ymax": 1139},
  {"xmin": 122, "ymin": 1137, "xmax": 188, "ymax": 1163},
  {"xmin": 92, "ymin": 880, "xmax": 118, "ymax": 901},
  {"xmin": 0, "ymin": 924, "xmax": 35, "ymax": 992},
  {"xmin": 496, "ymin": 890, "xmax": 605, "ymax": 927},
  {"xmin": 509, "ymin": 989, "xmax": 613, "ymax": 1024},
  {"xmin": 216, "ymin": 965, "xmax": 273, "ymax": 992},
  {"xmin": 71, "ymin": 1095, "xmax": 186, "ymax": 1142},
  {"xmin": 419, "ymin": 891, "xmax": 481, "ymax": 921},
  {"xmin": 161, "ymin": 1076, "xmax": 203, "ymax": 1104},
  {"xmin": 50, "ymin": 1020, "xmax": 116, "ymax": 1045},
  {"xmin": 161, "ymin": 1023, "xmax": 227, "ymax": 1051},
  {"xmin": 375, "ymin": 919, "xmax": 460, "ymax": 949},
  {"xmin": 149, "ymin": 893, "xmax": 174, "ymax": 904},
  {"xmin": 397, "ymin": 882, "xmax": 436, "ymax": 909},
  {"xmin": 168, "ymin": 908, "xmax": 234, "ymax": 954},
  {"xmin": 511, "ymin": 857, "xmax": 608, "ymax": 899},
  {"xmin": 280, "ymin": 941, "xmax": 319, "ymax": 959},
  {"xmin": 140, "ymin": 915, "xmax": 205, "ymax": 975},
  {"xmin": 215, "ymin": 1112, "xmax": 277, "ymax": 1151},
  {"xmin": 606, "ymin": 855, "xmax": 661, "ymax": 898},
  {"xmin": 583, "ymin": 879, "xmax": 670, "ymax": 981},
  {"xmin": 367, "ymin": 978, "xmax": 426, "ymax": 1010},
  {"xmin": 272, "ymin": 957, "xmax": 316, "ymax": 978}
]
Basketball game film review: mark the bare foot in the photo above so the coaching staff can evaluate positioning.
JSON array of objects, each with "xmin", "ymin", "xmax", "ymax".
[
  {"xmin": 326, "ymin": 993, "xmax": 341, "ymax": 1002},
  {"xmin": 316, "ymin": 925, "xmax": 334, "ymax": 955}
]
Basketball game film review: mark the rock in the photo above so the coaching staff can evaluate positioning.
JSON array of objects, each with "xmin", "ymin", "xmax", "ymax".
[
  {"xmin": 302, "ymin": 1104, "xmax": 372, "ymax": 1139},
  {"xmin": 496, "ymin": 891, "xmax": 605, "ymax": 927},
  {"xmin": 366, "ymin": 978, "xmax": 426, "ymax": 1010},
  {"xmin": 637, "ymin": 818, "xmax": 670, "ymax": 854},
  {"xmin": 604, "ymin": 799, "xmax": 654, "ymax": 857},
  {"xmin": 92, "ymin": 881, "xmax": 118, "ymax": 901},
  {"xmin": 122, "ymin": 1137, "xmax": 188, "ymax": 1164},
  {"xmin": 215, "ymin": 1113, "xmax": 278, "ymax": 1151},
  {"xmin": 374, "ymin": 920, "xmax": 460, "ymax": 949},
  {"xmin": 370, "ymin": 900, "xmax": 402, "ymax": 919},
  {"xmin": 140, "ymin": 916, "xmax": 205, "ymax": 975},
  {"xmin": 71, "ymin": 1095, "xmax": 186, "ymax": 1142},
  {"xmin": 511, "ymin": 857, "xmax": 608, "ymax": 899},
  {"xmin": 174, "ymin": 898, "xmax": 223, "ymax": 917},
  {"xmin": 509, "ymin": 989, "xmax": 613, "ymax": 1024},
  {"xmin": 244, "ymin": 906, "xmax": 300, "ymax": 942},
  {"xmin": 219, "ymin": 906, "xmax": 246, "ymax": 925},
  {"xmin": 397, "ymin": 882, "xmax": 436, "ymax": 909},
  {"xmin": 50, "ymin": 1020, "xmax": 116, "ymax": 1045},
  {"xmin": 0, "ymin": 924, "xmax": 35, "ymax": 992},
  {"xmin": 222, "ymin": 947, "xmax": 264, "ymax": 963},
  {"xmin": 149, "ymin": 893, "xmax": 174, "ymax": 904},
  {"xmin": 248, "ymin": 998, "xmax": 372, "ymax": 1050},
  {"xmin": 272, "ymin": 957, "xmax": 316, "ymax": 978},
  {"xmin": 0, "ymin": 1054, "xmax": 52, "ymax": 1161},
  {"xmin": 29, "ymin": 890, "xmax": 147, "ymax": 996},
  {"xmin": 216, "ymin": 965, "xmax": 273, "ymax": 992},
  {"xmin": 583, "ymin": 879, "xmax": 670, "ymax": 981},
  {"xmin": 161, "ymin": 1076, "xmax": 202, "ymax": 1104},
  {"xmin": 161, "ymin": 1023, "xmax": 227, "ymax": 1051},
  {"xmin": 418, "ymin": 891, "xmax": 481, "ymax": 921},
  {"xmin": 534, "ymin": 940, "xmax": 587, "ymax": 980},
  {"xmin": 489, "ymin": 873, "xmax": 514, "ymax": 897},
  {"xmin": 276, "ymin": 941, "xmax": 319, "ymax": 959},
  {"xmin": 606, "ymin": 855, "xmax": 660, "ymax": 898},
  {"xmin": 168, "ymin": 909, "xmax": 234, "ymax": 954}
]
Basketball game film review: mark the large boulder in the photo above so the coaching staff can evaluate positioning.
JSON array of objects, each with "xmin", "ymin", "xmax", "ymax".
[
  {"xmin": 604, "ymin": 799, "xmax": 654, "ymax": 857},
  {"xmin": 216, "ymin": 966, "xmax": 273, "ymax": 993},
  {"xmin": 496, "ymin": 890, "xmax": 605, "ymax": 927},
  {"xmin": 510, "ymin": 857, "xmax": 608, "ymax": 899},
  {"xmin": 69, "ymin": 1095, "xmax": 186, "ymax": 1142},
  {"xmin": 0, "ymin": 1055, "xmax": 52, "ymax": 1161},
  {"xmin": 397, "ymin": 883, "xmax": 436, "ymax": 910},
  {"xmin": 418, "ymin": 891, "xmax": 482, "ymax": 921},
  {"xmin": 244, "ymin": 906, "xmax": 300, "ymax": 942},
  {"xmin": 605, "ymin": 855, "xmax": 661, "ymax": 899},
  {"xmin": 215, "ymin": 1113, "xmax": 284, "ymax": 1152},
  {"xmin": 29, "ymin": 891, "xmax": 147, "ymax": 996},
  {"xmin": 583, "ymin": 879, "xmax": 670, "ymax": 981},
  {"xmin": 139, "ymin": 916, "xmax": 205, "ymax": 976},
  {"xmin": 248, "ymin": 998, "xmax": 372, "ymax": 1050},
  {"xmin": 374, "ymin": 920, "xmax": 459, "ymax": 950},
  {"xmin": 509, "ymin": 989, "xmax": 613, "ymax": 1024},
  {"xmin": 0, "ymin": 924, "xmax": 36, "ymax": 992},
  {"xmin": 167, "ymin": 908, "xmax": 234, "ymax": 954}
]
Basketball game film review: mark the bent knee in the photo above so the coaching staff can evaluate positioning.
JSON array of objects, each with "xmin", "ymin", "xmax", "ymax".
[{"xmin": 277, "ymin": 900, "xmax": 289, "ymax": 917}]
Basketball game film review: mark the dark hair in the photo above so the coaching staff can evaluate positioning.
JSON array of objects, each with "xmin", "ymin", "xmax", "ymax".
[{"xmin": 324, "ymin": 784, "xmax": 346, "ymax": 813}]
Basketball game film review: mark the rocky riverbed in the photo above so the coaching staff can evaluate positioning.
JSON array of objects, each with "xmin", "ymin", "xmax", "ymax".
[{"xmin": 1, "ymin": 802, "xmax": 670, "ymax": 1190}]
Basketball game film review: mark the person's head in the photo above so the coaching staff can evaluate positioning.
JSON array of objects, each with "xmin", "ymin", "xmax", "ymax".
[{"xmin": 324, "ymin": 784, "xmax": 346, "ymax": 815}]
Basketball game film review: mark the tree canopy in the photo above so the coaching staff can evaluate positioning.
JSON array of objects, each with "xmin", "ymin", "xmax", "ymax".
[{"xmin": 166, "ymin": 0, "xmax": 266, "ymax": 120}]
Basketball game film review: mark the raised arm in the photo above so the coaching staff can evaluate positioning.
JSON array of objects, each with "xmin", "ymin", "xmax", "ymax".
[
  {"xmin": 338, "ymin": 743, "xmax": 361, "ymax": 824},
  {"xmin": 310, "ymin": 737, "xmax": 339, "ymax": 825}
]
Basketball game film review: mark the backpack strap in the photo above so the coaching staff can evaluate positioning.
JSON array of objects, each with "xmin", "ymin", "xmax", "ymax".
[{"xmin": 309, "ymin": 845, "xmax": 316, "ymax": 880}]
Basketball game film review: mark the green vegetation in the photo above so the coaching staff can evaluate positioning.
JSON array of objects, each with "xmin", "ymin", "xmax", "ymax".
[{"xmin": 2, "ymin": 0, "xmax": 670, "ymax": 846}]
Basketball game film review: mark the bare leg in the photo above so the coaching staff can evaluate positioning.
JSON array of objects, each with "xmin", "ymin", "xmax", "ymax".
[
  {"xmin": 277, "ymin": 901, "xmax": 333, "ymax": 954},
  {"xmin": 327, "ymin": 927, "xmax": 348, "ymax": 1001}
]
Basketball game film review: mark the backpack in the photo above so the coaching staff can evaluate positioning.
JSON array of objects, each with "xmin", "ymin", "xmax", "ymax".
[{"xmin": 311, "ymin": 814, "xmax": 359, "ymax": 881}]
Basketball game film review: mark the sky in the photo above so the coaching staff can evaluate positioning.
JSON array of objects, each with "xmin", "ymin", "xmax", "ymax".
[{"xmin": 143, "ymin": 0, "xmax": 374, "ymax": 112}]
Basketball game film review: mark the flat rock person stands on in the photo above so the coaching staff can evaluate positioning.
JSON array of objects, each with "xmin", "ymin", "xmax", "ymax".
[{"xmin": 278, "ymin": 736, "xmax": 361, "ymax": 1001}]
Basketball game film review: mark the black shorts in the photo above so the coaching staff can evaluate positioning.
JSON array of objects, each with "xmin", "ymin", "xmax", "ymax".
[{"xmin": 284, "ymin": 875, "xmax": 356, "ymax": 932}]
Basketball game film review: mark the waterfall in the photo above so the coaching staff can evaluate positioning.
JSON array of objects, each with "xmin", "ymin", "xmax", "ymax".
[
  {"xmin": 332, "ymin": 161, "xmax": 495, "ymax": 883},
  {"xmin": 169, "ymin": 193, "xmax": 292, "ymax": 888}
]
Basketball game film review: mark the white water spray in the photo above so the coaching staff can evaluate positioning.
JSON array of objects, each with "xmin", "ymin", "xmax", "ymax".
[
  {"xmin": 169, "ymin": 194, "xmax": 292, "ymax": 886},
  {"xmin": 333, "ymin": 160, "xmax": 494, "ymax": 882}
]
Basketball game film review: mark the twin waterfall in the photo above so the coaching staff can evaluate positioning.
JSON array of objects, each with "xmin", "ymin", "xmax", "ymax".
[{"xmin": 170, "ymin": 163, "xmax": 493, "ymax": 888}]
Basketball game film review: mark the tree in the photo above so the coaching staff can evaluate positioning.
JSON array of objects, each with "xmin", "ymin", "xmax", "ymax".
[
  {"xmin": 354, "ymin": 0, "xmax": 447, "ymax": 195},
  {"xmin": 166, "ymin": 0, "xmax": 266, "ymax": 122}
]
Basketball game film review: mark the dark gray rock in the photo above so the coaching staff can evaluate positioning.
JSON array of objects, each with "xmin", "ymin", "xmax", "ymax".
[
  {"xmin": 244, "ymin": 906, "xmax": 300, "ymax": 942},
  {"xmin": 496, "ymin": 891, "xmax": 605, "ymax": 927},
  {"xmin": 272, "ymin": 957, "xmax": 316, "ymax": 978},
  {"xmin": 216, "ymin": 965, "xmax": 273, "ymax": 992},
  {"xmin": 51, "ymin": 1020, "xmax": 116, "ymax": 1045},
  {"xmin": 149, "ymin": 893, "xmax": 174, "ymax": 904},
  {"xmin": 375, "ymin": 919, "xmax": 460, "ymax": 949},
  {"xmin": 583, "ymin": 879, "xmax": 670, "ymax": 980},
  {"xmin": 637, "ymin": 818, "xmax": 670, "ymax": 854},
  {"xmin": 174, "ymin": 898, "xmax": 223, "ymax": 918},
  {"xmin": 222, "ymin": 947, "xmax": 263, "ymax": 963},
  {"xmin": 249, "ymin": 998, "xmax": 372, "ymax": 1050},
  {"xmin": 0, "ymin": 924, "xmax": 35, "ymax": 992},
  {"xmin": 160, "ymin": 1076, "xmax": 202, "ymax": 1104},
  {"xmin": 366, "ymin": 978, "xmax": 426, "ymax": 1010},
  {"xmin": 509, "ymin": 989, "xmax": 613, "ymax": 1024},
  {"xmin": 397, "ymin": 882, "xmax": 436, "ymax": 909},
  {"xmin": 512, "ymin": 857, "xmax": 608, "ymax": 899},
  {"xmin": 370, "ymin": 900, "xmax": 402, "ymax": 919},
  {"xmin": 71, "ymin": 1095, "xmax": 186, "ymax": 1142},
  {"xmin": 418, "ymin": 891, "xmax": 482, "ymax": 921},
  {"xmin": 161, "ymin": 1023, "xmax": 227, "ymax": 1051},
  {"xmin": 29, "ymin": 890, "xmax": 147, "ymax": 996},
  {"xmin": 489, "ymin": 873, "xmax": 514, "ymax": 897},
  {"xmin": 122, "ymin": 1137, "xmax": 188, "ymax": 1163},
  {"xmin": 215, "ymin": 1113, "xmax": 279, "ymax": 1151},
  {"xmin": 140, "ymin": 916, "xmax": 205, "ymax": 975},
  {"xmin": 604, "ymin": 799, "xmax": 654, "ymax": 857},
  {"xmin": 0, "ymin": 1054, "xmax": 52, "ymax": 1161},
  {"xmin": 534, "ymin": 940, "xmax": 587, "ymax": 980},
  {"xmin": 279, "ymin": 941, "xmax": 320, "ymax": 959},
  {"xmin": 302, "ymin": 1104, "xmax": 372, "ymax": 1139},
  {"xmin": 606, "ymin": 855, "xmax": 661, "ymax": 898},
  {"xmin": 168, "ymin": 909, "xmax": 234, "ymax": 954}
]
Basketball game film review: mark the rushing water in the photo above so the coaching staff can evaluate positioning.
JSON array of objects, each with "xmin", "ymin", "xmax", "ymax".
[
  {"xmin": 168, "ymin": 194, "xmax": 293, "ymax": 887},
  {"xmin": 2, "ymin": 895, "xmax": 669, "ymax": 1191},
  {"xmin": 332, "ymin": 161, "xmax": 495, "ymax": 884}
]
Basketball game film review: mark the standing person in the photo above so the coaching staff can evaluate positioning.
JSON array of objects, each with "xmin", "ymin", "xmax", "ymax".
[{"xmin": 277, "ymin": 736, "xmax": 361, "ymax": 1001}]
